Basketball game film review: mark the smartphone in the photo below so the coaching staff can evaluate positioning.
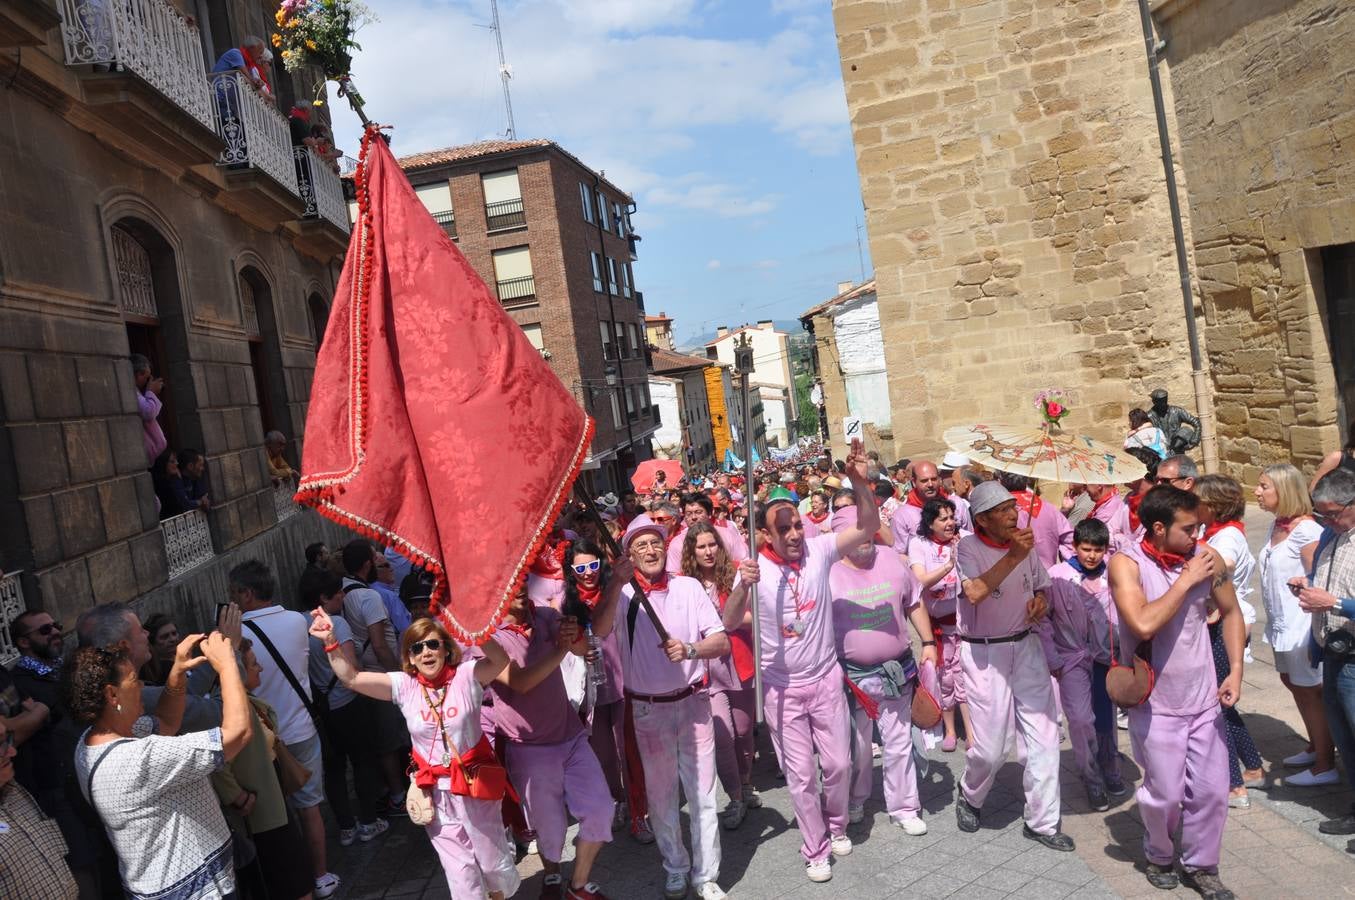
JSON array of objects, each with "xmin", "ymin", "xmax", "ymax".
[{"xmin": 215, "ymin": 602, "xmax": 229, "ymax": 626}]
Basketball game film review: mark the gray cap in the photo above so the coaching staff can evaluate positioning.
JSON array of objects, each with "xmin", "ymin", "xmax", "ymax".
[
  {"xmin": 1150, "ymin": 388, "xmax": 1168, "ymax": 400},
  {"xmin": 968, "ymin": 480, "xmax": 1016, "ymax": 517}
]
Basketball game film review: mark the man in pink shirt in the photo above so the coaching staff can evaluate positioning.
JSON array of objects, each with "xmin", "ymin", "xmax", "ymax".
[
  {"xmin": 1085, "ymin": 482, "xmax": 1135, "ymax": 553},
  {"xmin": 954, "ymin": 481, "xmax": 1075, "ymax": 852},
  {"xmin": 891, "ymin": 460, "xmax": 972, "ymax": 552},
  {"xmin": 721, "ymin": 439, "xmax": 882, "ymax": 884},
  {"xmin": 829, "ymin": 506, "xmax": 935, "ymax": 835},
  {"xmin": 666, "ymin": 492, "xmax": 747, "ymax": 575},
  {"xmin": 491, "ymin": 596, "xmax": 612, "ymax": 900},
  {"xmin": 996, "ymin": 472, "xmax": 1073, "ymax": 568},
  {"xmin": 592, "ymin": 515, "xmax": 731, "ymax": 900}
]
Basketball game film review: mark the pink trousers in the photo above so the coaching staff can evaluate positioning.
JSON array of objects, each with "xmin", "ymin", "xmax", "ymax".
[
  {"xmin": 506, "ymin": 731, "xmax": 615, "ymax": 863},
  {"xmin": 1054, "ymin": 660, "xmax": 1101, "ymax": 789},
  {"xmin": 709, "ymin": 687, "xmax": 755, "ymax": 802},
  {"xmin": 426, "ymin": 790, "xmax": 521, "ymax": 898},
  {"xmin": 939, "ymin": 630, "xmax": 966, "ymax": 708},
  {"xmin": 631, "ymin": 691, "xmax": 721, "ymax": 884},
  {"xmin": 764, "ymin": 673, "xmax": 851, "ymax": 864},
  {"xmin": 960, "ymin": 635, "xmax": 1062, "ymax": 835},
  {"xmin": 1128, "ymin": 706, "xmax": 1228, "ymax": 871},
  {"xmin": 849, "ymin": 678, "xmax": 919, "ymax": 821}
]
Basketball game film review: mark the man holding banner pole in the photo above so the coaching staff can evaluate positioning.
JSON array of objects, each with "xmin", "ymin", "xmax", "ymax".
[{"xmin": 722, "ymin": 438, "xmax": 880, "ymax": 884}]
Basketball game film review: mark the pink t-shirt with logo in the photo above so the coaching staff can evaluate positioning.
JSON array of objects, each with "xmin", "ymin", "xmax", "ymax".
[
  {"xmin": 488, "ymin": 606, "xmax": 584, "ymax": 745},
  {"xmin": 955, "ymin": 534, "xmax": 1051, "ymax": 639},
  {"xmin": 389, "ymin": 662, "xmax": 484, "ymax": 766},
  {"xmin": 616, "ymin": 575, "xmax": 725, "ymax": 696},
  {"xmin": 907, "ymin": 533, "xmax": 970, "ymax": 621},
  {"xmin": 736, "ymin": 533, "xmax": 843, "ymax": 689},
  {"xmin": 829, "ymin": 550, "xmax": 920, "ymax": 666}
]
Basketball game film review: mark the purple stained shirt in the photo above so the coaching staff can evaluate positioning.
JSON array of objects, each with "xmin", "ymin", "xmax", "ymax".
[
  {"xmin": 954, "ymin": 534, "xmax": 1051, "ymax": 638},
  {"xmin": 908, "ymin": 533, "xmax": 969, "ymax": 621},
  {"xmin": 487, "ymin": 606, "xmax": 584, "ymax": 745},
  {"xmin": 1039, "ymin": 562, "xmax": 1112, "ymax": 671},
  {"xmin": 615, "ymin": 575, "xmax": 725, "ymax": 696},
  {"xmin": 1013, "ymin": 493, "xmax": 1074, "ymax": 568},
  {"xmin": 735, "ymin": 533, "xmax": 844, "ymax": 688},
  {"xmin": 829, "ymin": 550, "xmax": 920, "ymax": 666}
]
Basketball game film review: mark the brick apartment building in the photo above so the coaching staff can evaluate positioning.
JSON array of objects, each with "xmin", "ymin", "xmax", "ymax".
[
  {"xmin": 0, "ymin": 0, "xmax": 353, "ymax": 648},
  {"xmin": 393, "ymin": 139, "xmax": 657, "ymax": 493}
]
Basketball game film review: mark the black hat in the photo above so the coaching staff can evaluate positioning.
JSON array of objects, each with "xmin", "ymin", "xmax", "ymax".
[{"xmin": 1149, "ymin": 388, "xmax": 1168, "ymax": 400}]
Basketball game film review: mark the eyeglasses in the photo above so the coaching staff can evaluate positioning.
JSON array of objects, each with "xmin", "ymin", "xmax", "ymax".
[
  {"xmin": 572, "ymin": 560, "xmax": 602, "ymax": 575},
  {"xmin": 1152, "ymin": 475, "xmax": 1186, "ymax": 485},
  {"xmin": 1314, "ymin": 498, "xmax": 1355, "ymax": 525},
  {"xmin": 18, "ymin": 621, "xmax": 60, "ymax": 640},
  {"xmin": 408, "ymin": 639, "xmax": 443, "ymax": 655}
]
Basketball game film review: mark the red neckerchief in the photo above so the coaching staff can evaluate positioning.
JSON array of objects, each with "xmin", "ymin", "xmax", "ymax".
[
  {"xmin": 906, "ymin": 485, "xmax": 949, "ymax": 509},
  {"xmin": 634, "ymin": 569, "xmax": 668, "ymax": 593},
  {"xmin": 414, "ymin": 662, "xmax": 455, "ymax": 690},
  {"xmin": 575, "ymin": 583, "xmax": 601, "ymax": 607},
  {"xmin": 805, "ymin": 510, "xmax": 829, "ymax": 525},
  {"xmin": 240, "ymin": 45, "xmax": 272, "ymax": 94},
  {"xmin": 1202, "ymin": 520, "xmax": 1245, "ymax": 542},
  {"xmin": 759, "ymin": 543, "xmax": 801, "ymax": 573},
  {"xmin": 925, "ymin": 531, "xmax": 953, "ymax": 545},
  {"xmin": 1273, "ymin": 515, "xmax": 1309, "ymax": 532},
  {"xmin": 1090, "ymin": 490, "xmax": 1114, "ymax": 515},
  {"xmin": 1140, "ymin": 538, "xmax": 1191, "ymax": 571},
  {"xmin": 1127, "ymin": 491, "xmax": 1145, "ymax": 531},
  {"xmin": 528, "ymin": 536, "xmax": 570, "ymax": 580},
  {"xmin": 976, "ymin": 531, "xmax": 1010, "ymax": 550},
  {"xmin": 1013, "ymin": 490, "xmax": 1043, "ymax": 518}
]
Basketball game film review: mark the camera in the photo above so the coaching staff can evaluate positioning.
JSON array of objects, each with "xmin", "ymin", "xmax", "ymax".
[{"xmin": 1327, "ymin": 628, "xmax": 1354, "ymax": 657}]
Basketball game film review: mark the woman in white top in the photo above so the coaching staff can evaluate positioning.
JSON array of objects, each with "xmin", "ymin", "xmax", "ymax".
[
  {"xmin": 1123, "ymin": 408, "xmax": 1167, "ymax": 460},
  {"xmin": 1255, "ymin": 463, "xmax": 1336, "ymax": 786}
]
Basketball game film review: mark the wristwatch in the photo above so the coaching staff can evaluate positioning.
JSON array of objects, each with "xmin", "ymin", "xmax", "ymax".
[{"xmin": 685, "ymin": 642, "xmax": 697, "ymax": 660}]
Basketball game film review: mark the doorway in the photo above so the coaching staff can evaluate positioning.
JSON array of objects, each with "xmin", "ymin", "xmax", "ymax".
[{"xmin": 1320, "ymin": 244, "xmax": 1355, "ymax": 436}]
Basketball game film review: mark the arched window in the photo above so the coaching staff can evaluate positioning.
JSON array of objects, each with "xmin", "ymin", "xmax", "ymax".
[
  {"xmin": 307, "ymin": 292, "xmax": 330, "ymax": 347},
  {"xmin": 238, "ymin": 266, "xmax": 290, "ymax": 439}
]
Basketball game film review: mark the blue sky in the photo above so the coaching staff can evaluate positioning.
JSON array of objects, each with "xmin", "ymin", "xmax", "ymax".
[{"xmin": 329, "ymin": 0, "xmax": 872, "ymax": 348}]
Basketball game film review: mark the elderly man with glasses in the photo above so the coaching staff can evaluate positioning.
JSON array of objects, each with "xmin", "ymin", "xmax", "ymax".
[
  {"xmin": 1295, "ymin": 468, "xmax": 1355, "ymax": 836},
  {"xmin": 1153, "ymin": 455, "xmax": 1199, "ymax": 492}
]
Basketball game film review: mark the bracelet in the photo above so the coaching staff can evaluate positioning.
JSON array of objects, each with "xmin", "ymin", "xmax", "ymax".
[
  {"xmin": 163, "ymin": 682, "xmax": 187, "ymax": 695},
  {"xmin": 921, "ymin": 640, "xmax": 937, "ymax": 646},
  {"xmin": 323, "ymin": 641, "xmax": 340, "ymax": 654}
]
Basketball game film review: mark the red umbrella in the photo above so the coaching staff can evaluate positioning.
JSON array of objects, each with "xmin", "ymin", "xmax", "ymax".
[
  {"xmin": 296, "ymin": 127, "xmax": 593, "ymax": 643},
  {"xmin": 631, "ymin": 459, "xmax": 685, "ymax": 494}
]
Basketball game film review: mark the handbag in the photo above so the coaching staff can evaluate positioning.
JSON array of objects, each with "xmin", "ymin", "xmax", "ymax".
[
  {"xmin": 420, "ymin": 684, "xmax": 516, "ymax": 804},
  {"xmin": 1105, "ymin": 619, "xmax": 1154, "ymax": 708},
  {"xmin": 406, "ymin": 776, "xmax": 434, "ymax": 826},
  {"xmin": 273, "ymin": 739, "xmax": 313, "ymax": 797},
  {"xmin": 911, "ymin": 685, "xmax": 943, "ymax": 730}
]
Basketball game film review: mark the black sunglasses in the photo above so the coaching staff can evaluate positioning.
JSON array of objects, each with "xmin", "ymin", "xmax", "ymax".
[
  {"xmin": 409, "ymin": 639, "xmax": 443, "ymax": 655},
  {"xmin": 18, "ymin": 622, "xmax": 60, "ymax": 639}
]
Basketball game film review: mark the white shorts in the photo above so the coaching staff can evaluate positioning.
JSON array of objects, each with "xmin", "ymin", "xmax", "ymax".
[{"xmin": 1273, "ymin": 648, "xmax": 1322, "ymax": 688}]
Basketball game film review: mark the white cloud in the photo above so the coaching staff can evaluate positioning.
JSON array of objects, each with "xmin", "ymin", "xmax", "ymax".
[
  {"xmin": 770, "ymin": 0, "xmax": 825, "ymax": 13},
  {"xmin": 707, "ymin": 259, "xmax": 722, "ymax": 269},
  {"xmin": 648, "ymin": 177, "xmax": 779, "ymax": 217},
  {"xmin": 557, "ymin": 0, "xmax": 699, "ymax": 32}
]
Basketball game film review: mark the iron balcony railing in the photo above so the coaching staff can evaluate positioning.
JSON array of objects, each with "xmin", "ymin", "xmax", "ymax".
[
  {"xmin": 294, "ymin": 147, "xmax": 351, "ymax": 233},
  {"xmin": 496, "ymin": 275, "xmax": 536, "ymax": 304},
  {"xmin": 161, "ymin": 508, "xmax": 214, "ymax": 580},
  {"xmin": 485, "ymin": 197, "xmax": 526, "ymax": 231},
  {"xmin": 273, "ymin": 482, "xmax": 298, "ymax": 522},
  {"xmin": 212, "ymin": 71, "xmax": 300, "ymax": 195},
  {"xmin": 58, "ymin": 0, "xmax": 215, "ymax": 131},
  {"xmin": 0, "ymin": 571, "xmax": 25, "ymax": 668},
  {"xmin": 431, "ymin": 210, "xmax": 457, "ymax": 238}
]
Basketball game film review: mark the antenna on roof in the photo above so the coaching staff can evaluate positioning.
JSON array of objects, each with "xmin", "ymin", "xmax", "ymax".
[
  {"xmin": 489, "ymin": 0, "xmax": 517, "ymax": 139},
  {"xmin": 855, "ymin": 219, "xmax": 866, "ymax": 284}
]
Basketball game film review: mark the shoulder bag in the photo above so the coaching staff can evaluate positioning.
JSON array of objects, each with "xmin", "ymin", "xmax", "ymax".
[{"xmin": 1104, "ymin": 618, "xmax": 1154, "ymax": 708}]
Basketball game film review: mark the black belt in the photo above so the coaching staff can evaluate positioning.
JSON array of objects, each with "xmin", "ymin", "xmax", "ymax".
[
  {"xmin": 625, "ymin": 684, "xmax": 698, "ymax": 704},
  {"xmin": 961, "ymin": 628, "xmax": 1032, "ymax": 645}
]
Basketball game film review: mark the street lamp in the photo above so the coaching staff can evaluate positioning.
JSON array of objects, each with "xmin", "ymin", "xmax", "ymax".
[{"xmin": 733, "ymin": 333, "xmax": 764, "ymax": 722}]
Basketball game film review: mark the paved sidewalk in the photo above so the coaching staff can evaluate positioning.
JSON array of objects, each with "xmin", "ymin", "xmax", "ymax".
[{"xmin": 325, "ymin": 506, "xmax": 1355, "ymax": 898}]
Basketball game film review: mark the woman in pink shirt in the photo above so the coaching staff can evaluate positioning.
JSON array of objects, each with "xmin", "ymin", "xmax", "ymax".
[
  {"xmin": 681, "ymin": 522, "xmax": 760, "ymax": 829},
  {"xmin": 908, "ymin": 497, "xmax": 973, "ymax": 752}
]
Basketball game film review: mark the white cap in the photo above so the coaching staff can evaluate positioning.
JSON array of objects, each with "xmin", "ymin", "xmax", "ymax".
[{"xmin": 940, "ymin": 451, "xmax": 970, "ymax": 471}]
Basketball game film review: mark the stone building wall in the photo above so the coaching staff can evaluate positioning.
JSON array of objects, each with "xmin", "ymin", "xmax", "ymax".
[
  {"xmin": 832, "ymin": 0, "xmax": 1201, "ymax": 462},
  {"xmin": 1154, "ymin": 0, "xmax": 1355, "ymax": 480}
]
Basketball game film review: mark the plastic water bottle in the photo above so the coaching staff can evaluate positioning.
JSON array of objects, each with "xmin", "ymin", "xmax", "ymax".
[{"xmin": 586, "ymin": 624, "xmax": 606, "ymax": 686}]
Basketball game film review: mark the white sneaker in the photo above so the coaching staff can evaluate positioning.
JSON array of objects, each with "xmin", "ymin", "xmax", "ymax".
[
  {"xmin": 314, "ymin": 874, "xmax": 341, "ymax": 900},
  {"xmin": 664, "ymin": 871, "xmax": 689, "ymax": 899},
  {"xmin": 1116, "ymin": 710, "xmax": 1129, "ymax": 730},
  {"xmin": 1283, "ymin": 749, "xmax": 1318, "ymax": 767},
  {"xmin": 830, "ymin": 834, "xmax": 853, "ymax": 857},
  {"xmin": 894, "ymin": 816, "xmax": 928, "ymax": 835},
  {"xmin": 848, "ymin": 804, "xmax": 865, "ymax": 824},
  {"xmin": 744, "ymin": 786, "xmax": 762, "ymax": 809},
  {"xmin": 872, "ymin": 742, "xmax": 882, "ymax": 759},
  {"xmin": 338, "ymin": 827, "xmax": 356, "ymax": 847},
  {"xmin": 806, "ymin": 860, "xmax": 832, "ymax": 883},
  {"xmin": 695, "ymin": 882, "xmax": 727, "ymax": 900},
  {"xmin": 1286, "ymin": 767, "xmax": 1339, "ymax": 787},
  {"xmin": 357, "ymin": 818, "xmax": 389, "ymax": 842},
  {"xmin": 721, "ymin": 799, "xmax": 747, "ymax": 830}
]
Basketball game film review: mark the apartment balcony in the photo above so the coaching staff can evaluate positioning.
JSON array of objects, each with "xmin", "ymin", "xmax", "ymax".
[
  {"xmin": 628, "ymin": 232, "xmax": 641, "ymax": 260},
  {"xmin": 58, "ymin": 0, "xmax": 223, "ymax": 169},
  {"xmin": 160, "ymin": 508, "xmax": 214, "ymax": 580},
  {"xmin": 292, "ymin": 146, "xmax": 351, "ymax": 260},
  {"xmin": 272, "ymin": 482, "xmax": 298, "ymax": 523},
  {"xmin": 485, "ymin": 197, "xmax": 526, "ymax": 232},
  {"xmin": 431, "ymin": 210, "xmax": 457, "ymax": 239},
  {"xmin": 1, "ymin": 0, "xmax": 60, "ymax": 47},
  {"xmin": 0, "ymin": 570, "xmax": 25, "ymax": 667},
  {"xmin": 634, "ymin": 289, "xmax": 645, "ymax": 313},
  {"xmin": 496, "ymin": 274, "xmax": 536, "ymax": 306},
  {"xmin": 211, "ymin": 71, "xmax": 302, "ymax": 226}
]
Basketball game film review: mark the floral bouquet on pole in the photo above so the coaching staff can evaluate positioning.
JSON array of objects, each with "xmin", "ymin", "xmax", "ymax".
[
  {"xmin": 272, "ymin": 0, "xmax": 377, "ymax": 122},
  {"xmin": 1034, "ymin": 388, "xmax": 1070, "ymax": 428}
]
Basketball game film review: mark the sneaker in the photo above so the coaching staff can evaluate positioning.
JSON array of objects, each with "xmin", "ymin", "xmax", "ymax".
[
  {"xmin": 314, "ymin": 873, "xmax": 341, "ymax": 900},
  {"xmin": 338, "ymin": 827, "xmax": 356, "ymax": 847},
  {"xmin": 664, "ymin": 871, "xmax": 689, "ymax": 899},
  {"xmin": 848, "ymin": 804, "xmax": 865, "ymax": 824},
  {"xmin": 1227, "ymin": 792, "xmax": 1251, "ymax": 810},
  {"xmin": 805, "ymin": 860, "xmax": 832, "ymax": 883},
  {"xmin": 941, "ymin": 734, "xmax": 958, "ymax": 752},
  {"xmin": 1117, "ymin": 710, "xmax": 1129, "ymax": 730},
  {"xmin": 1022, "ymin": 824, "xmax": 1075, "ymax": 852},
  {"xmin": 1283, "ymin": 749, "xmax": 1317, "ymax": 767},
  {"xmin": 694, "ymin": 882, "xmax": 726, "ymax": 900},
  {"xmin": 1105, "ymin": 774, "xmax": 1130, "ymax": 797},
  {"xmin": 1320, "ymin": 814, "xmax": 1355, "ymax": 835},
  {"xmin": 872, "ymin": 742, "xmax": 882, "ymax": 759},
  {"xmin": 541, "ymin": 874, "xmax": 565, "ymax": 900},
  {"xmin": 1180, "ymin": 868, "xmax": 1235, "ymax": 900},
  {"xmin": 1285, "ymin": 767, "xmax": 1339, "ymax": 787},
  {"xmin": 894, "ymin": 816, "xmax": 928, "ymax": 836},
  {"xmin": 1144, "ymin": 862, "xmax": 1179, "ymax": 890},
  {"xmin": 721, "ymin": 799, "xmax": 747, "ymax": 830},
  {"xmin": 631, "ymin": 817, "xmax": 656, "ymax": 845},
  {"xmin": 955, "ymin": 789, "xmax": 980, "ymax": 833},
  {"xmin": 744, "ymin": 786, "xmax": 762, "ymax": 809},
  {"xmin": 384, "ymin": 796, "xmax": 408, "ymax": 818},
  {"xmin": 830, "ymin": 834, "xmax": 852, "ymax": 857},
  {"xmin": 357, "ymin": 818, "xmax": 389, "ymax": 842},
  {"xmin": 566, "ymin": 881, "xmax": 607, "ymax": 900},
  {"xmin": 1087, "ymin": 785, "xmax": 1110, "ymax": 812}
]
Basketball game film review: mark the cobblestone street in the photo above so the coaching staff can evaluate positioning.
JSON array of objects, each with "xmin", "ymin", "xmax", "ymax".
[{"xmin": 326, "ymin": 510, "xmax": 1355, "ymax": 899}]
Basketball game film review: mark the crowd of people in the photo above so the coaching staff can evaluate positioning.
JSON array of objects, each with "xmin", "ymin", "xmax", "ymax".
[{"xmin": 4, "ymin": 411, "xmax": 1355, "ymax": 900}]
